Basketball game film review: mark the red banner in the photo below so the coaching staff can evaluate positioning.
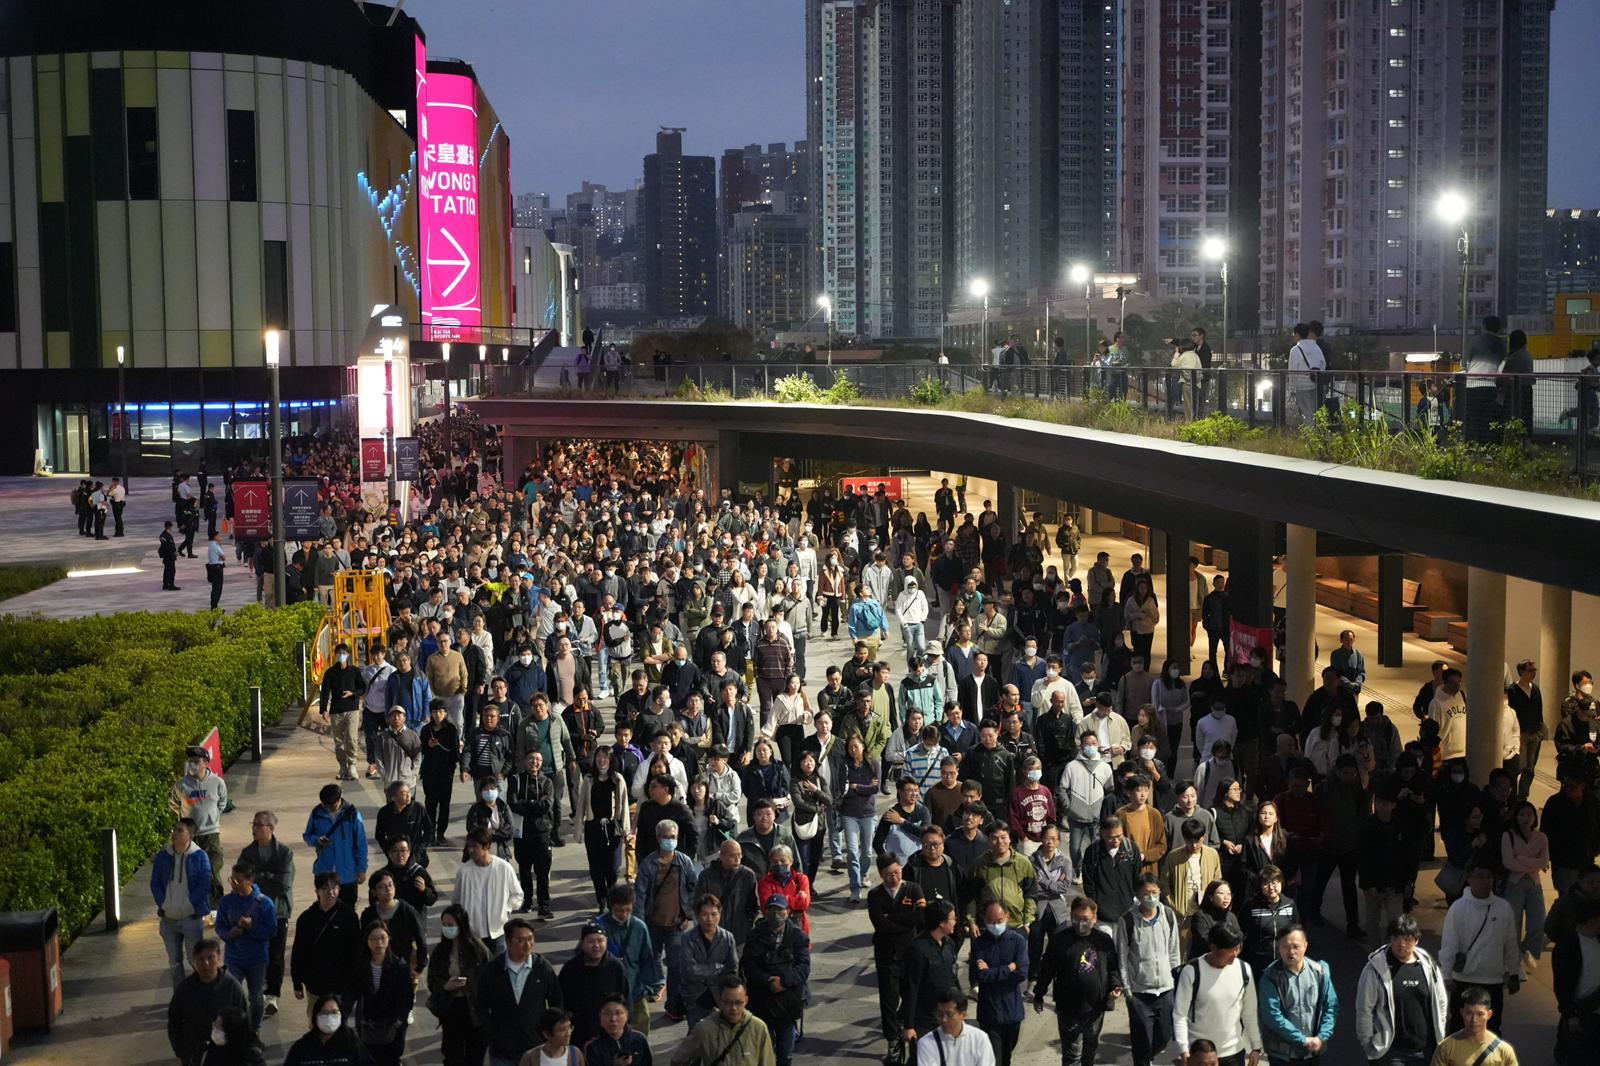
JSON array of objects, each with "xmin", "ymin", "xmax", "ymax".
[
  {"xmin": 200, "ymin": 727, "xmax": 224, "ymax": 778},
  {"xmin": 232, "ymin": 480, "xmax": 271, "ymax": 539},
  {"xmin": 840, "ymin": 475, "xmax": 905, "ymax": 500},
  {"xmin": 361, "ymin": 437, "xmax": 388, "ymax": 482},
  {"xmin": 1228, "ymin": 619, "xmax": 1275, "ymax": 668}
]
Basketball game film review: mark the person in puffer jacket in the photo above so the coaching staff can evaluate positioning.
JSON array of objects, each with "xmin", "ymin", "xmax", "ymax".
[{"xmin": 1353, "ymin": 914, "xmax": 1450, "ymax": 1061}]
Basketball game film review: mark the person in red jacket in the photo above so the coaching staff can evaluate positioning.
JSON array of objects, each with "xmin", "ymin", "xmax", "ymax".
[{"xmin": 756, "ymin": 845, "xmax": 813, "ymax": 935}]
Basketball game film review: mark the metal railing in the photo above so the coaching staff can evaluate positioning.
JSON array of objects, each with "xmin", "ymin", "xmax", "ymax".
[{"xmin": 478, "ymin": 361, "xmax": 1600, "ymax": 477}]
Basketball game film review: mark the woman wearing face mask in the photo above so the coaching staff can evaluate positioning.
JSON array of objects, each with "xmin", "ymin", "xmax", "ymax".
[
  {"xmin": 424, "ymin": 904, "xmax": 491, "ymax": 1066},
  {"xmin": 1151, "ymin": 660, "xmax": 1190, "ymax": 760},
  {"xmin": 755, "ymin": 844, "xmax": 813, "ymax": 935},
  {"xmin": 1303, "ymin": 705, "xmax": 1346, "ymax": 779},
  {"xmin": 284, "ymin": 994, "xmax": 364, "ymax": 1066},
  {"xmin": 1131, "ymin": 706, "xmax": 1169, "ymax": 773},
  {"xmin": 199, "ymin": 1006, "xmax": 265, "ymax": 1066},
  {"xmin": 817, "ymin": 550, "xmax": 846, "ymax": 638},
  {"xmin": 1008, "ymin": 756, "xmax": 1057, "ymax": 858},
  {"xmin": 464, "ymin": 776, "xmax": 514, "ymax": 859}
]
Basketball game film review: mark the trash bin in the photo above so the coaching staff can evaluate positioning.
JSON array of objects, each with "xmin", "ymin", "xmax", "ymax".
[{"xmin": 0, "ymin": 909, "xmax": 61, "ymax": 1032}]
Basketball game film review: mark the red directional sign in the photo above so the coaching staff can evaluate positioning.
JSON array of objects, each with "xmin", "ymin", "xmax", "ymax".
[
  {"xmin": 361, "ymin": 437, "xmax": 388, "ymax": 482},
  {"xmin": 232, "ymin": 480, "xmax": 271, "ymax": 539}
]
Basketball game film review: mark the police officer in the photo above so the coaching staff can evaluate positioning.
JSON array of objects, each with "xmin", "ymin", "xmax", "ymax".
[{"xmin": 160, "ymin": 519, "xmax": 181, "ymax": 591}]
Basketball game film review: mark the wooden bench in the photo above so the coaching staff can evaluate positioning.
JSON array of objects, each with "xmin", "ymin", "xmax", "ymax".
[
  {"xmin": 1317, "ymin": 577, "xmax": 1425, "ymax": 628},
  {"xmin": 1414, "ymin": 610, "xmax": 1461, "ymax": 642},
  {"xmin": 1446, "ymin": 620, "xmax": 1470, "ymax": 653}
]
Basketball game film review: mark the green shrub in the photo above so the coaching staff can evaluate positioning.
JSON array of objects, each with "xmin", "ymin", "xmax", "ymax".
[
  {"xmin": 1179, "ymin": 413, "xmax": 1263, "ymax": 447},
  {"xmin": 0, "ymin": 603, "xmax": 321, "ymax": 942},
  {"xmin": 823, "ymin": 374, "xmax": 861, "ymax": 405},
  {"xmin": 672, "ymin": 378, "xmax": 733, "ymax": 402},
  {"xmin": 909, "ymin": 375, "xmax": 951, "ymax": 406},
  {"xmin": 772, "ymin": 373, "xmax": 827, "ymax": 404},
  {"xmin": 0, "ymin": 565, "xmax": 66, "ymax": 603}
]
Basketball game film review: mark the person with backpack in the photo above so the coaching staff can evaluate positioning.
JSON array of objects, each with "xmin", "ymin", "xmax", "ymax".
[
  {"xmin": 1259, "ymin": 925, "xmax": 1337, "ymax": 1066},
  {"xmin": 1172, "ymin": 923, "xmax": 1262, "ymax": 1066},
  {"xmin": 1113, "ymin": 872, "xmax": 1182, "ymax": 1066}
]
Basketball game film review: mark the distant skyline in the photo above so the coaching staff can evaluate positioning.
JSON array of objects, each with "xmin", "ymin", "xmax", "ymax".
[{"xmin": 407, "ymin": 0, "xmax": 1598, "ymax": 207}]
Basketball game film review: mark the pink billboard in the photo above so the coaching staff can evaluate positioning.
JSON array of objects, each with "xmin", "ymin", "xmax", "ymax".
[{"xmin": 420, "ymin": 72, "xmax": 481, "ymax": 333}]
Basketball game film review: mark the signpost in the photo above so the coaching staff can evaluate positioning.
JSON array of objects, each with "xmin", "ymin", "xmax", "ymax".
[
  {"xmin": 232, "ymin": 480, "xmax": 272, "ymax": 539},
  {"xmin": 361, "ymin": 437, "xmax": 388, "ymax": 482},
  {"xmin": 395, "ymin": 437, "xmax": 421, "ymax": 481},
  {"xmin": 281, "ymin": 479, "xmax": 322, "ymax": 540}
]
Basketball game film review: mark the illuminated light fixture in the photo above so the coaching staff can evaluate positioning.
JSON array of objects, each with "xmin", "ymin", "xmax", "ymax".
[
  {"xmin": 1404, "ymin": 352, "xmax": 1441, "ymax": 364},
  {"xmin": 67, "ymin": 566, "xmax": 143, "ymax": 578},
  {"xmin": 357, "ymin": 150, "xmax": 421, "ymax": 295}
]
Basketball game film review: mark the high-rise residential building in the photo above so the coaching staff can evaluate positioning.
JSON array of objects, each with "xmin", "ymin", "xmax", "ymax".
[
  {"xmin": 862, "ymin": 0, "xmax": 953, "ymax": 338},
  {"xmin": 1259, "ymin": 0, "xmax": 1552, "ymax": 333},
  {"xmin": 727, "ymin": 203, "xmax": 810, "ymax": 339},
  {"xmin": 818, "ymin": 2, "xmax": 864, "ymax": 336},
  {"xmin": 642, "ymin": 129, "xmax": 717, "ymax": 317},
  {"xmin": 1052, "ymin": 1, "xmax": 1121, "ymax": 276},
  {"xmin": 1121, "ymin": 0, "xmax": 1260, "ymax": 324},
  {"xmin": 514, "ymin": 192, "xmax": 550, "ymax": 230},
  {"xmin": 806, "ymin": 0, "xmax": 829, "ymax": 310},
  {"xmin": 953, "ymin": 0, "xmax": 1042, "ymax": 300},
  {"xmin": 718, "ymin": 142, "xmax": 810, "ymax": 318},
  {"xmin": 1545, "ymin": 209, "xmax": 1600, "ymax": 302}
]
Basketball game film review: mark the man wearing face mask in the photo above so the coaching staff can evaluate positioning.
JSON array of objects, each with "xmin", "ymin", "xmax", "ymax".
[
  {"xmin": 319, "ymin": 644, "xmax": 368, "ymax": 782},
  {"xmin": 1113, "ymin": 872, "xmax": 1183, "ymax": 1066},
  {"xmin": 171, "ymin": 745, "xmax": 229, "ymax": 909},
  {"xmin": 741, "ymin": 894, "xmax": 812, "ymax": 1066},
  {"xmin": 969, "ymin": 899, "xmax": 1029, "ymax": 1066},
  {"xmin": 1033, "ymin": 896, "xmax": 1122, "ymax": 1066}
]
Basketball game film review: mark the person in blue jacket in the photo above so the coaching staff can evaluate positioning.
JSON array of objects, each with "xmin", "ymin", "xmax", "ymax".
[
  {"xmin": 969, "ymin": 897, "xmax": 1030, "ymax": 1066},
  {"xmin": 215, "ymin": 861, "xmax": 279, "ymax": 1029},
  {"xmin": 503, "ymin": 645, "xmax": 548, "ymax": 714},
  {"xmin": 151, "ymin": 817, "xmax": 214, "ymax": 986},
  {"xmin": 1259, "ymin": 925, "xmax": 1338, "ymax": 1066},
  {"xmin": 386, "ymin": 651, "xmax": 434, "ymax": 729},
  {"xmin": 302, "ymin": 783, "xmax": 369, "ymax": 906},
  {"xmin": 595, "ymin": 883, "xmax": 665, "ymax": 1033}
]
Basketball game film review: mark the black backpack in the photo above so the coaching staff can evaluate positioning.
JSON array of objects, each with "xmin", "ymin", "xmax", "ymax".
[{"xmin": 1185, "ymin": 956, "xmax": 1253, "ymax": 1022}]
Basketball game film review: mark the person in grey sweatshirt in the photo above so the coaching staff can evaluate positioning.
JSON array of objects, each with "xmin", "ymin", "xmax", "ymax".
[
  {"xmin": 1114, "ymin": 872, "xmax": 1183, "ymax": 1066},
  {"xmin": 169, "ymin": 744, "xmax": 228, "ymax": 907}
]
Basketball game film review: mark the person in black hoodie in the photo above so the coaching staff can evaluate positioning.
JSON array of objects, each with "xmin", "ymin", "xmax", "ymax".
[
  {"xmin": 374, "ymin": 781, "xmax": 433, "ymax": 868},
  {"xmin": 418, "ymin": 700, "xmax": 460, "ymax": 844},
  {"xmin": 379, "ymin": 837, "xmax": 437, "ymax": 916},
  {"xmin": 1081, "ymin": 815, "xmax": 1143, "ymax": 926},
  {"xmin": 1033, "ymin": 896, "xmax": 1122, "ymax": 1066},
  {"xmin": 869, "ymin": 855, "xmax": 927, "ymax": 1066},
  {"xmin": 1358, "ymin": 783, "xmax": 1417, "ymax": 943},
  {"xmin": 558, "ymin": 922, "xmax": 630, "ymax": 1050},
  {"xmin": 290, "ymin": 872, "xmax": 363, "ymax": 1010},
  {"xmin": 358, "ymin": 872, "xmax": 428, "ymax": 976},
  {"xmin": 342, "ymin": 922, "xmax": 414, "ymax": 1065}
]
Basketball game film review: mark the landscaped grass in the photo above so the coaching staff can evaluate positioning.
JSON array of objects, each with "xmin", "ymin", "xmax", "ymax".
[{"xmin": 0, "ymin": 564, "xmax": 66, "ymax": 603}]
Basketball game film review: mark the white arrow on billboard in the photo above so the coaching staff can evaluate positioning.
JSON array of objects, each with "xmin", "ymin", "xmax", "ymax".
[{"xmin": 429, "ymin": 228, "xmax": 472, "ymax": 298}]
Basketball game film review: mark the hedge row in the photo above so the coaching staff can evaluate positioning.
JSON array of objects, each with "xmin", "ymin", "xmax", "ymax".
[{"xmin": 0, "ymin": 603, "xmax": 322, "ymax": 941}]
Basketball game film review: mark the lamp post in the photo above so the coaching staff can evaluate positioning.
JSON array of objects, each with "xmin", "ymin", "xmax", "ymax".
[
  {"xmin": 264, "ymin": 329, "xmax": 285, "ymax": 608},
  {"xmin": 381, "ymin": 339, "xmax": 397, "ymax": 515},
  {"xmin": 1068, "ymin": 264, "xmax": 1091, "ymax": 363},
  {"xmin": 478, "ymin": 343, "xmax": 486, "ymax": 396},
  {"xmin": 815, "ymin": 294, "xmax": 833, "ymax": 367},
  {"xmin": 1436, "ymin": 190, "xmax": 1471, "ymax": 358},
  {"xmin": 440, "ymin": 342, "xmax": 451, "ymax": 459},
  {"xmin": 115, "ymin": 345, "xmax": 127, "ymax": 483},
  {"xmin": 970, "ymin": 277, "xmax": 991, "ymax": 371},
  {"xmin": 1202, "ymin": 237, "xmax": 1228, "ymax": 364}
]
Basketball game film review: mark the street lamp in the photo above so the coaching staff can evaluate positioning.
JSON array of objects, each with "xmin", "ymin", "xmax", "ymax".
[
  {"xmin": 970, "ymin": 278, "xmax": 991, "ymax": 369},
  {"xmin": 1068, "ymin": 264, "xmax": 1091, "ymax": 363},
  {"xmin": 1436, "ymin": 190, "xmax": 1471, "ymax": 358},
  {"xmin": 440, "ymin": 342, "xmax": 451, "ymax": 460},
  {"xmin": 816, "ymin": 294, "xmax": 833, "ymax": 367},
  {"xmin": 115, "ymin": 345, "xmax": 127, "ymax": 484},
  {"xmin": 478, "ymin": 343, "xmax": 486, "ymax": 397},
  {"xmin": 1201, "ymin": 236, "xmax": 1228, "ymax": 364},
  {"xmin": 264, "ymin": 329, "xmax": 285, "ymax": 608}
]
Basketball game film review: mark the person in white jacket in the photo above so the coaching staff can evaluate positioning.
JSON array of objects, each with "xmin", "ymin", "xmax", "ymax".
[
  {"xmin": 1437, "ymin": 861, "xmax": 1523, "ymax": 1027},
  {"xmin": 895, "ymin": 578, "xmax": 931, "ymax": 668},
  {"xmin": 1030, "ymin": 660, "xmax": 1085, "ymax": 724},
  {"xmin": 453, "ymin": 826, "xmax": 523, "ymax": 952},
  {"xmin": 1057, "ymin": 742, "xmax": 1115, "ymax": 870},
  {"xmin": 863, "ymin": 553, "xmax": 894, "ymax": 609},
  {"xmin": 1353, "ymin": 914, "xmax": 1450, "ymax": 1061},
  {"xmin": 1172, "ymin": 923, "xmax": 1262, "ymax": 1063}
]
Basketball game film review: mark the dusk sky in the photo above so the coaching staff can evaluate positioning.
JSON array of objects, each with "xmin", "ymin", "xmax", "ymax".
[{"xmin": 407, "ymin": 0, "xmax": 1600, "ymax": 207}]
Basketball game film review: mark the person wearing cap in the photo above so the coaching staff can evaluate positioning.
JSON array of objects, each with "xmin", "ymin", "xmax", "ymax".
[
  {"xmin": 558, "ymin": 921, "xmax": 630, "ymax": 1050},
  {"xmin": 741, "ymin": 893, "xmax": 812, "ymax": 1066},
  {"xmin": 171, "ymin": 744, "xmax": 230, "ymax": 908}
]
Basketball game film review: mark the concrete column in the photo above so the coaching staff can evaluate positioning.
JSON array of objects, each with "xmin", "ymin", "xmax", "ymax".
[
  {"xmin": 716, "ymin": 429, "xmax": 740, "ymax": 498},
  {"xmin": 1222, "ymin": 518, "xmax": 1275, "ymax": 668},
  {"xmin": 1166, "ymin": 534, "xmax": 1192, "ymax": 672},
  {"xmin": 996, "ymin": 484, "xmax": 1018, "ymax": 540},
  {"xmin": 1377, "ymin": 554, "xmax": 1405, "ymax": 667},
  {"xmin": 1149, "ymin": 529, "xmax": 1168, "ymax": 575},
  {"xmin": 1466, "ymin": 567, "xmax": 1508, "ymax": 785},
  {"xmin": 1284, "ymin": 524, "xmax": 1318, "ymax": 709},
  {"xmin": 501, "ymin": 435, "xmax": 535, "ymax": 483},
  {"xmin": 1540, "ymin": 585, "xmax": 1572, "ymax": 737}
]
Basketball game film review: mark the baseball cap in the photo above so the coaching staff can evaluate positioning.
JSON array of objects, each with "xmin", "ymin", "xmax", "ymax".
[{"xmin": 764, "ymin": 893, "xmax": 790, "ymax": 911}]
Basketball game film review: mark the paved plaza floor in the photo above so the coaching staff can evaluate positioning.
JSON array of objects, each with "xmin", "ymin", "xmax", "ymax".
[{"xmin": 3, "ymin": 471, "xmax": 1565, "ymax": 1064}]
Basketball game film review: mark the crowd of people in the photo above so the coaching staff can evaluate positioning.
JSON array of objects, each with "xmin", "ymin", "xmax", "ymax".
[{"xmin": 148, "ymin": 431, "xmax": 1600, "ymax": 1066}]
